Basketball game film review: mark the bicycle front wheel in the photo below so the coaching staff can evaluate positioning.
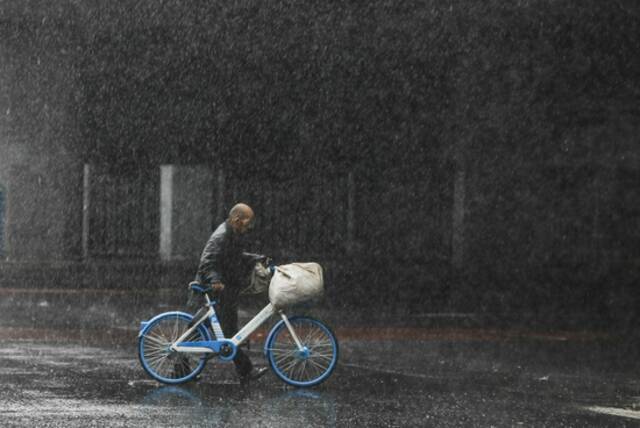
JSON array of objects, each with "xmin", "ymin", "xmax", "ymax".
[
  {"xmin": 265, "ymin": 316, "xmax": 339, "ymax": 387},
  {"xmin": 138, "ymin": 312, "xmax": 209, "ymax": 384}
]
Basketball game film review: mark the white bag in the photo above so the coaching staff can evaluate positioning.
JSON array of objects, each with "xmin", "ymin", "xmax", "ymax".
[{"xmin": 268, "ymin": 262, "xmax": 324, "ymax": 308}]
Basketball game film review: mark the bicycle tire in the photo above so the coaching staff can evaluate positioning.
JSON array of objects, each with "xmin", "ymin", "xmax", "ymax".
[
  {"xmin": 265, "ymin": 316, "xmax": 339, "ymax": 387},
  {"xmin": 138, "ymin": 311, "xmax": 210, "ymax": 384}
]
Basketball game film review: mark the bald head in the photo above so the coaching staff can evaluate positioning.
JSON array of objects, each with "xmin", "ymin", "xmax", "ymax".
[
  {"xmin": 229, "ymin": 203, "xmax": 254, "ymax": 220},
  {"xmin": 228, "ymin": 203, "xmax": 255, "ymax": 234}
]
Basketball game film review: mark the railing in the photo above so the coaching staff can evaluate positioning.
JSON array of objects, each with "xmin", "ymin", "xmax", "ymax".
[
  {"xmin": 86, "ymin": 166, "xmax": 159, "ymax": 259},
  {"xmin": 229, "ymin": 174, "xmax": 350, "ymax": 261}
]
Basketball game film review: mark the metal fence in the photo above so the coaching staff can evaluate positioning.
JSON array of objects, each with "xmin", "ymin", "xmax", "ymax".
[
  {"xmin": 230, "ymin": 173, "xmax": 350, "ymax": 261},
  {"xmin": 87, "ymin": 166, "xmax": 159, "ymax": 259}
]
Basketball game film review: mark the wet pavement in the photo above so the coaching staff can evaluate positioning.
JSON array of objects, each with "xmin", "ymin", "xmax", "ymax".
[
  {"xmin": 0, "ymin": 326, "xmax": 639, "ymax": 427},
  {"xmin": 0, "ymin": 289, "xmax": 639, "ymax": 426}
]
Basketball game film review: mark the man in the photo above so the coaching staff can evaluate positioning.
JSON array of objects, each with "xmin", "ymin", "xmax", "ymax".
[{"xmin": 194, "ymin": 202, "xmax": 268, "ymax": 381}]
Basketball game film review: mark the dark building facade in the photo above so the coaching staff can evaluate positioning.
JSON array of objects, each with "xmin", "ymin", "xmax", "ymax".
[{"xmin": 1, "ymin": 0, "xmax": 638, "ymax": 327}]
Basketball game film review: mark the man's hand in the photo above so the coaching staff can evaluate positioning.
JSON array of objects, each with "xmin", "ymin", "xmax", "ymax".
[{"xmin": 211, "ymin": 282, "xmax": 225, "ymax": 293}]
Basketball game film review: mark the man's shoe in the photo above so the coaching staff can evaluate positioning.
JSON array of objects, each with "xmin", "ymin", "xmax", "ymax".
[{"xmin": 240, "ymin": 367, "xmax": 269, "ymax": 382}]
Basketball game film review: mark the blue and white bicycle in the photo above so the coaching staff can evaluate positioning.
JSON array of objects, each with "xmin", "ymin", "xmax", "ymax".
[{"xmin": 137, "ymin": 280, "xmax": 339, "ymax": 387}]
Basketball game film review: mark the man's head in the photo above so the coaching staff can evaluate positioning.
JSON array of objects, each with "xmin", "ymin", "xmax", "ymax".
[{"xmin": 227, "ymin": 203, "xmax": 255, "ymax": 234}]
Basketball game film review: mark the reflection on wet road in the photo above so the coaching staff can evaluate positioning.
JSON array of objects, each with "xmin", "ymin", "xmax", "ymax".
[{"xmin": 0, "ymin": 330, "xmax": 638, "ymax": 427}]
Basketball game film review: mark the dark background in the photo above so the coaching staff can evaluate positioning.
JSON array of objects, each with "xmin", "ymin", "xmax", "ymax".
[{"xmin": 0, "ymin": 0, "xmax": 638, "ymax": 330}]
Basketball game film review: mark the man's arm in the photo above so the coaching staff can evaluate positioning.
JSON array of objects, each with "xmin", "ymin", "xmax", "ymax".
[{"xmin": 196, "ymin": 233, "xmax": 225, "ymax": 285}]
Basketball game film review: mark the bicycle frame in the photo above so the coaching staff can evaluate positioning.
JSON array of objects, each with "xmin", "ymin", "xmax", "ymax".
[{"xmin": 169, "ymin": 294, "xmax": 304, "ymax": 357}]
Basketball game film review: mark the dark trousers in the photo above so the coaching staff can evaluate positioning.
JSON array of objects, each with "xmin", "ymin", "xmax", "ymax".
[{"xmin": 217, "ymin": 292, "xmax": 253, "ymax": 377}]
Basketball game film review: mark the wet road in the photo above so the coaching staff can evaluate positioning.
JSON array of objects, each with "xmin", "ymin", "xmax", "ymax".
[{"xmin": 0, "ymin": 328, "xmax": 639, "ymax": 427}]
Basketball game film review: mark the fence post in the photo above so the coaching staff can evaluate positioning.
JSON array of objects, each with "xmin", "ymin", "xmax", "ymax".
[
  {"xmin": 452, "ymin": 145, "xmax": 466, "ymax": 269},
  {"xmin": 82, "ymin": 164, "xmax": 91, "ymax": 260},
  {"xmin": 216, "ymin": 167, "xmax": 225, "ymax": 225},
  {"xmin": 159, "ymin": 165, "xmax": 175, "ymax": 261},
  {"xmin": 346, "ymin": 172, "xmax": 355, "ymax": 255},
  {"xmin": 0, "ymin": 185, "xmax": 4, "ymax": 259}
]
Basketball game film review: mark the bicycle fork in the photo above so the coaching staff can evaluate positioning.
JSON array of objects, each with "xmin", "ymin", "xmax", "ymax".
[{"xmin": 279, "ymin": 311, "xmax": 305, "ymax": 352}]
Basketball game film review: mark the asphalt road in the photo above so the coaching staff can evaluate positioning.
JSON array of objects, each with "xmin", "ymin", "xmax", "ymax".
[{"xmin": 0, "ymin": 327, "xmax": 638, "ymax": 427}]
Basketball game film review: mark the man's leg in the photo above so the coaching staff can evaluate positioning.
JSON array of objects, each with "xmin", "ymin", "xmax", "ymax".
[{"xmin": 218, "ymin": 294, "xmax": 253, "ymax": 377}]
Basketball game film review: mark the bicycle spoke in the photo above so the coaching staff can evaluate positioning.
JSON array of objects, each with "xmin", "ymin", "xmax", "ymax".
[
  {"xmin": 298, "ymin": 359, "xmax": 310, "ymax": 381},
  {"xmin": 308, "ymin": 355, "xmax": 331, "ymax": 367},
  {"xmin": 148, "ymin": 350, "xmax": 171, "ymax": 363},
  {"xmin": 266, "ymin": 347, "xmax": 298, "ymax": 353},
  {"xmin": 281, "ymin": 357, "xmax": 301, "ymax": 374},
  {"xmin": 302, "ymin": 326, "xmax": 321, "ymax": 343},
  {"xmin": 272, "ymin": 348, "xmax": 297, "ymax": 356},
  {"xmin": 144, "ymin": 349, "xmax": 169, "ymax": 359},
  {"xmin": 267, "ymin": 318, "xmax": 337, "ymax": 385},
  {"xmin": 292, "ymin": 359, "xmax": 304, "ymax": 380},
  {"xmin": 310, "ymin": 361, "xmax": 323, "ymax": 379},
  {"xmin": 145, "ymin": 334, "xmax": 169, "ymax": 346},
  {"xmin": 144, "ymin": 336, "xmax": 169, "ymax": 349},
  {"xmin": 274, "ymin": 352, "xmax": 297, "ymax": 366},
  {"xmin": 140, "ymin": 314, "xmax": 209, "ymax": 381},
  {"xmin": 178, "ymin": 357, "xmax": 192, "ymax": 372},
  {"xmin": 313, "ymin": 354, "xmax": 334, "ymax": 363},
  {"xmin": 145, "ymin": 354, "xmax": 168, "ymax": 367},
  {"xmin": 154, "ymin": 355, "xmax": 170, "ymax": 374},
  {"xmin": 304, "ymin": 326, "xmax": 323, "ymax": 344},
  {"xmin": 310, "ymin": 343, "xmax": 334, "ymax": 348},
  {"xmin": 307, "ymin": 358, "xmax": 330, "ymax": 373},
  {"xmin": 286, "ymin": 360, "xmax": 301, "ymax": 378},
  {"xmin": 144, "ymin": 342, "xmax": 169, "ymax": 354},
  {"xmin": 172, "ymin": 317, "xmax": 179, "ymax": 341}
]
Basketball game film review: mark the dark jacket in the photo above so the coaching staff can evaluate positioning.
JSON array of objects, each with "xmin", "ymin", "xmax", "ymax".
[{"xmin": 195, "ymin": 221, "xmax": 259, "ymax": 293}]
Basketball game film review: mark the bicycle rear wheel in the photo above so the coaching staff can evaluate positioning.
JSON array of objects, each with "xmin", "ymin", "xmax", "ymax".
[
  {"xmin": 265, "ymin": 316, "xmax": 339, "ymax": 387},
  {"xmin": 138, "ymin": 312, "xmax": 209, "ymax": 384}
]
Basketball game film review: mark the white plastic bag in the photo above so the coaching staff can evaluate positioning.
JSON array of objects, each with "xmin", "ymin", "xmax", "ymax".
[{"xmin": 268, "ymin": 262, "xmax": 324, "ymax": 308}]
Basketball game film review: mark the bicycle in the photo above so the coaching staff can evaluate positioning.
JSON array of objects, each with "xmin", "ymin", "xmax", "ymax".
[{"xmin": 137, "ymin": 279, "xmax": 339, "ymax": 388}]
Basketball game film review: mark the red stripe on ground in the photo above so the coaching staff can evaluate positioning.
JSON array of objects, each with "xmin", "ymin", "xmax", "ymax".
[{"xmin": 0, "ymin": 326, "xmax": 609, "ymax": 343}]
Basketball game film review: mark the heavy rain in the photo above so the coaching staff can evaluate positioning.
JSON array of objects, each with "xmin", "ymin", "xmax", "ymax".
[{"xmin": 0, "ymin": 1, "xmax": 639, "ymax": 426}]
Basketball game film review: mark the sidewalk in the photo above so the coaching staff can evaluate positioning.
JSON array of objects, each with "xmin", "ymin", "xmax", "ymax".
[{"xmin": 0, "ymin": 286, "xmax": 629, "ymax": 344}]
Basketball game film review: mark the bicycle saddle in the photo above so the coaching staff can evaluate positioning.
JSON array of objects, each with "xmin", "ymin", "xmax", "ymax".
[{"xmin": 188, "ymin": 281, "xmax": 212, "ymax": 294}]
